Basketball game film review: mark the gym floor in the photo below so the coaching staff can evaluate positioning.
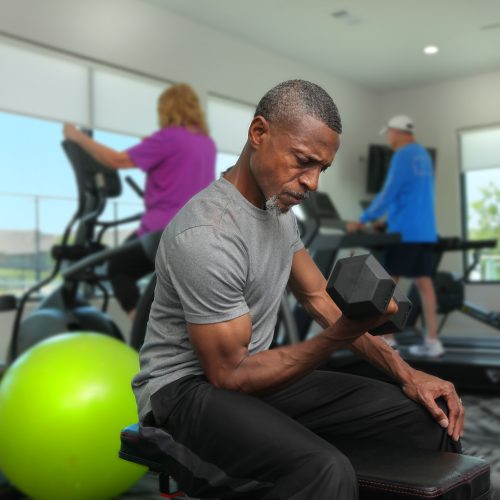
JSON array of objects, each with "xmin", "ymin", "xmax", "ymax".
[{"xmin": 120, "ymin": 394, "xmax": 500, "ymax": 500}]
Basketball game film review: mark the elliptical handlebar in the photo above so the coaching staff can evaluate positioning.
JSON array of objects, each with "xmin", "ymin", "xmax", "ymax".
[
  {"xmin": 78, "ymin": 179, "xmax": 107, "ymax": 227},
  {"xmin": 125, "ymin": 176, "xmax": 144, "ymax": 198},
  {"xmin": 94, "ymin": 175, "xmax": 145, "ymax": 243},
  {"xmin": 62, "ymin": 238, "xmax": 143, "ymax": 281},
  {"xmin": 95, "ymin": 213, "xmax": 142, "ymax": 244}
]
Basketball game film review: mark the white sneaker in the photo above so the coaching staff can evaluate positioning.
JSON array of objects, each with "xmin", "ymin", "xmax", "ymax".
[
  {"xmin": 408, "ymin": 339, "xmax": 445, "ymax": 358},
  {"xmin": 382, "ymin": 335, "xmax": 398, "ymax": 350}
]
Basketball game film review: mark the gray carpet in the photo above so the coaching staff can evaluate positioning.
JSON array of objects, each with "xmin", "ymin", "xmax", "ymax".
[{"xmin": 460, "ymin": 394, "xmax": 500, "ymax": 496}]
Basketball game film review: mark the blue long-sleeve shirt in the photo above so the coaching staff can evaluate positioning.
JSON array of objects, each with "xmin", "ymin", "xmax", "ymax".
[{"xmin": 360, "ymin": 143, "xmax": 437, "ymax": 242}]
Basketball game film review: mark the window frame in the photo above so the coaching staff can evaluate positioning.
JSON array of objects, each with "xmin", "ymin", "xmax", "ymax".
[{"xmin": 458, "ymin": 124, "xmax": 500, "ymax": 284}]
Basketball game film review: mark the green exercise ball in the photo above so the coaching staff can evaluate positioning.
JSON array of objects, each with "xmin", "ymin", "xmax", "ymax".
[{"xmin": 0, "ymin": 333, "xmax": 146, "ymax": 500}]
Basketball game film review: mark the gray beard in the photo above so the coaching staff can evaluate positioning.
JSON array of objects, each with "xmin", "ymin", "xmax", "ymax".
[
  {"xmin": 265, "ymin": 194, "xmax": 285, "ymax": 215},
  {"xmin": 265, "ymin": 191, "xmax": 309, "ymax": 215}
]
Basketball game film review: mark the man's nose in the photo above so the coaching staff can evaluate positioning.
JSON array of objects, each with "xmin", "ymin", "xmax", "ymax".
[{"xmin": 299, "ymin": 167, "xmax": 321, "ymax": 192}]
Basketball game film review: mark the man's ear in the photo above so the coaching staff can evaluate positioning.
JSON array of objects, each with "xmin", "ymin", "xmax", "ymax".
[{"xmin": 248, "ymin": 116, "xmax": 270, "ymax": 149}]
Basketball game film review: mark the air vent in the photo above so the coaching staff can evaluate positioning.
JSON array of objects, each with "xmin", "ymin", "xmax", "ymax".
[
  {"xmin": 480, "ymin": 22, "xmax": 500, "ymax": 30},
  {"xmin": 332, "ymin": 10, "xmax": 362, "ymax": 25}
]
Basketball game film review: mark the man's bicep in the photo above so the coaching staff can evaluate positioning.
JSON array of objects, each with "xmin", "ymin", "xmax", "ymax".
[
  {"xmin": 288, "ymin": 248, "xmax": 328, "ymax": 300},
  {"xmin": 288, "ymin": 248, "xmax": 341, "ymax": 327},
  {"xmin": 188, "ymin": 314, "xmax": 253, "ymax": 388}
]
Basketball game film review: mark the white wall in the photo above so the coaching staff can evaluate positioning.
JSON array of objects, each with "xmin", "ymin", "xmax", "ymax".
[{"xmin": 380, "ymin": 71, "xmax": 500, "ymax": 336}]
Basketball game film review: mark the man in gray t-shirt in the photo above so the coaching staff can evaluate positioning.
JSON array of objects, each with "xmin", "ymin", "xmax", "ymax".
[
  {"xmin": 133, "ymin": 176, "xmax": 304, "ymax": 419},
  {"xmin": 133, "ymin": 80, "xmax": 464, "ymax": 500}
]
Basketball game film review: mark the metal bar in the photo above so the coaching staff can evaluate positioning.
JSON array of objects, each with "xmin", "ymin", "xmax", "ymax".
[
  {"xmin": 113, "ymin": 202, "xmax": 118, "ymax": 247},
  {"xmin": 34, "ymin": 196, "xmax": 41, "ymax": 282}
]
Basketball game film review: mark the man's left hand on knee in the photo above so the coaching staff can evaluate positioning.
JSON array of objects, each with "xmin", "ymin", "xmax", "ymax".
[{"xmin": 401, "ymin": 369, "xmax": 464, "ymax": 442}]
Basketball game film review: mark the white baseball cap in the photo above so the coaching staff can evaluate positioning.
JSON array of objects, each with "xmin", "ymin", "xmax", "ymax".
[{"xmin": 379, "ymin": 115, "xmax": 415, "ymax": 135}]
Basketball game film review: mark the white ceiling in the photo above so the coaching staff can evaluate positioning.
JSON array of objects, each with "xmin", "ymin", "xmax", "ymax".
[{"xmin": 144, "ymin": 0, "xmax": 500, "ymax": 91}]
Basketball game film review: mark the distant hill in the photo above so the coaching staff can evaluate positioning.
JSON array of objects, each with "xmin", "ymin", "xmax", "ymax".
[
  {"xmin": 0, "ymin": 229, "xmax": 132, "ymax": 255},
  {"xmin": 0, "ymin": 230, "xmax": 58, "ymax": 254}
]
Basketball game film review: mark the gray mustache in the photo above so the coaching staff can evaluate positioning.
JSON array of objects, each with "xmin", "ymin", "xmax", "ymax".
[{"xmin": 286, "ymin": 191, "xmax": 309, "ymax": 200}]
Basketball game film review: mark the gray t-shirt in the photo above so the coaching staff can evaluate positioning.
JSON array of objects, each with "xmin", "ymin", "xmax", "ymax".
[{"xmin": 132, "ymin": 177, "xmax": 304, "ymax": 420}]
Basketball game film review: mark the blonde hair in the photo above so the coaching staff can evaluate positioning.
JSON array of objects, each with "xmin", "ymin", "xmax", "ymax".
[{"xmin": 157, "ymin": 83, "xmax": 209, "ymax": 135}]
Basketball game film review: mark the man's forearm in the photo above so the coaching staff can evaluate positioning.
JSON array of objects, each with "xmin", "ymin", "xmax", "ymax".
[
  {"xmin": 303, "ymin": 291, "xmax": 415, "ymax": 385},
  {"xmin": 349, "ymin": 334, "xmax": 414, "ymax": 384}
]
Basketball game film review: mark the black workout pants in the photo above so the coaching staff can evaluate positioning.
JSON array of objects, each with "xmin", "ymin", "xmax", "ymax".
[
  {"xmin": 141, "ymin": 370, "xmax": 461, "ymax": 500},
  {"xmin": 108, "ymin": 233, "xmax": 154, "ymax": 313}
]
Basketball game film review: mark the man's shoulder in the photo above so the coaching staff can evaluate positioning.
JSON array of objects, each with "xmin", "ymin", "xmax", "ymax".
[
  {"xmin": 156, "ymin": 182, "xmax": 249, "ymax": 274},
  {"xmin": 166, "ymin": 179, "xmax": 240, "ymax": 240}
]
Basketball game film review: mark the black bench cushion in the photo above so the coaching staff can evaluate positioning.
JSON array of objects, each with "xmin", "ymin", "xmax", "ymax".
[{"xmin": 335, "ymin": 439, "xmax": 490, "ymax": 499}]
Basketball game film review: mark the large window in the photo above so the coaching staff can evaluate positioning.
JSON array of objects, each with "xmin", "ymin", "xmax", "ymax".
[
  {"xmin": 0, "ymin": 38, "xmax": 168, "ymax": 296},
  {"xmin": 0, "ymin": 112, "xmax": 143, "ymax": 296},
  {"xmin": 0, "ymin": 38, "xmax": 258, "ymax": 297},
  {"xmin": 460, "ymin": 126, "xmax": 500, "ymax": 282}
]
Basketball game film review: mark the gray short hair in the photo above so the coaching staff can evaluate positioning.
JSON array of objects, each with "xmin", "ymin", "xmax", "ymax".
[{"xmin": 254, "ymin": 80, "xmax": 342, "ymax": 134}]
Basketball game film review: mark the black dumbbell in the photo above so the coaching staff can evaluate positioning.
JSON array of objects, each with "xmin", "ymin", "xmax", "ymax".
[
  {"xmin": 369, "ymin": 286, "xmax": 413, "ymax": 335},
  {"xmin": 327, "ymin": 254, "xmax": 412, "ymax": 335}
]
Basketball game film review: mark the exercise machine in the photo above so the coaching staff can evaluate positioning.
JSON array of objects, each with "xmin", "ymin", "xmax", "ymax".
[
  {"xmin": 399, "ymin": 237, "xmax": 500, "ymax": 393},
  {"xmin": 0, "ymin": 137, "xmax": 159, "ymax": 361},
  {"xmin": 407, "ymin": 238, "xmax": 499, "ymax": 333},
  {"xmin": 326, "ymin": 237, "xmax": 500, "ymax": 393}
]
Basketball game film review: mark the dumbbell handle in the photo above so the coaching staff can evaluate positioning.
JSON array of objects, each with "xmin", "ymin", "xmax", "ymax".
[
  {"xmin": 370, "ymin": 286, "xmax": 412, "ymax": 335},
  {"xmin": 326, "ymin": 254, "xmax": 412, "ymax": 336}
]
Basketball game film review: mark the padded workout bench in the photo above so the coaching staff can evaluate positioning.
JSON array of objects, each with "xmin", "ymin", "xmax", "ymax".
[{"xmin": 119, "ymin": 424, "xmax": 491, "ymax": 499}]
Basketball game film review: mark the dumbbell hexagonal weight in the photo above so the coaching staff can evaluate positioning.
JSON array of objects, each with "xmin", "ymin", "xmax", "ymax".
[{"xmin": 327, "ymin": 254, "xmax": 412, "ymax": 335}]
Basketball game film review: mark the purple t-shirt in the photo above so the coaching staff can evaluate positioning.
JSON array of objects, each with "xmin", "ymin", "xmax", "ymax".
[{"xmin": 127, "ymin": 126, "xmax": 216, "ymax": 236}]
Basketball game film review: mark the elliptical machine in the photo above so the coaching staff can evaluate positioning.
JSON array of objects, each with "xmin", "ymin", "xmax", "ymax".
[{"xmin": 1, "ymin": 136, "xmax": 159, "ymax": 361}]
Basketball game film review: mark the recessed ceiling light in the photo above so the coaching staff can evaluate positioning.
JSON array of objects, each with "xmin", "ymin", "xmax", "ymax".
[{"xmin": 423, "ymin": 45, "xmax": 439, "ymax": 55}]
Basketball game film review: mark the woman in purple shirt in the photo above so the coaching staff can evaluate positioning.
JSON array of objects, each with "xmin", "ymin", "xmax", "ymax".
[{"xmin": 64, "ymin": 83, "xmax": 216, "ymax": 319}]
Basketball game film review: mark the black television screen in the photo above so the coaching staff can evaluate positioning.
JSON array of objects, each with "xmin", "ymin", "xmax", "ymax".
[{"xmin": 366, "ymin": 144, "xmax": 437, "ymax": 194}]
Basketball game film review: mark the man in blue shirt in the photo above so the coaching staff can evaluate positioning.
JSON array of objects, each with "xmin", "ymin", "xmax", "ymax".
[{"xmin": 348, "ymin": 115, "xmax": 444, "ymax": 357}]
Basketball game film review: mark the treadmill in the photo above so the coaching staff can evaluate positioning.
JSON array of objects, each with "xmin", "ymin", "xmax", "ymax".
[{"xmin": 397, "ymin": 237, "xmax": 500, "ymax": 393}]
